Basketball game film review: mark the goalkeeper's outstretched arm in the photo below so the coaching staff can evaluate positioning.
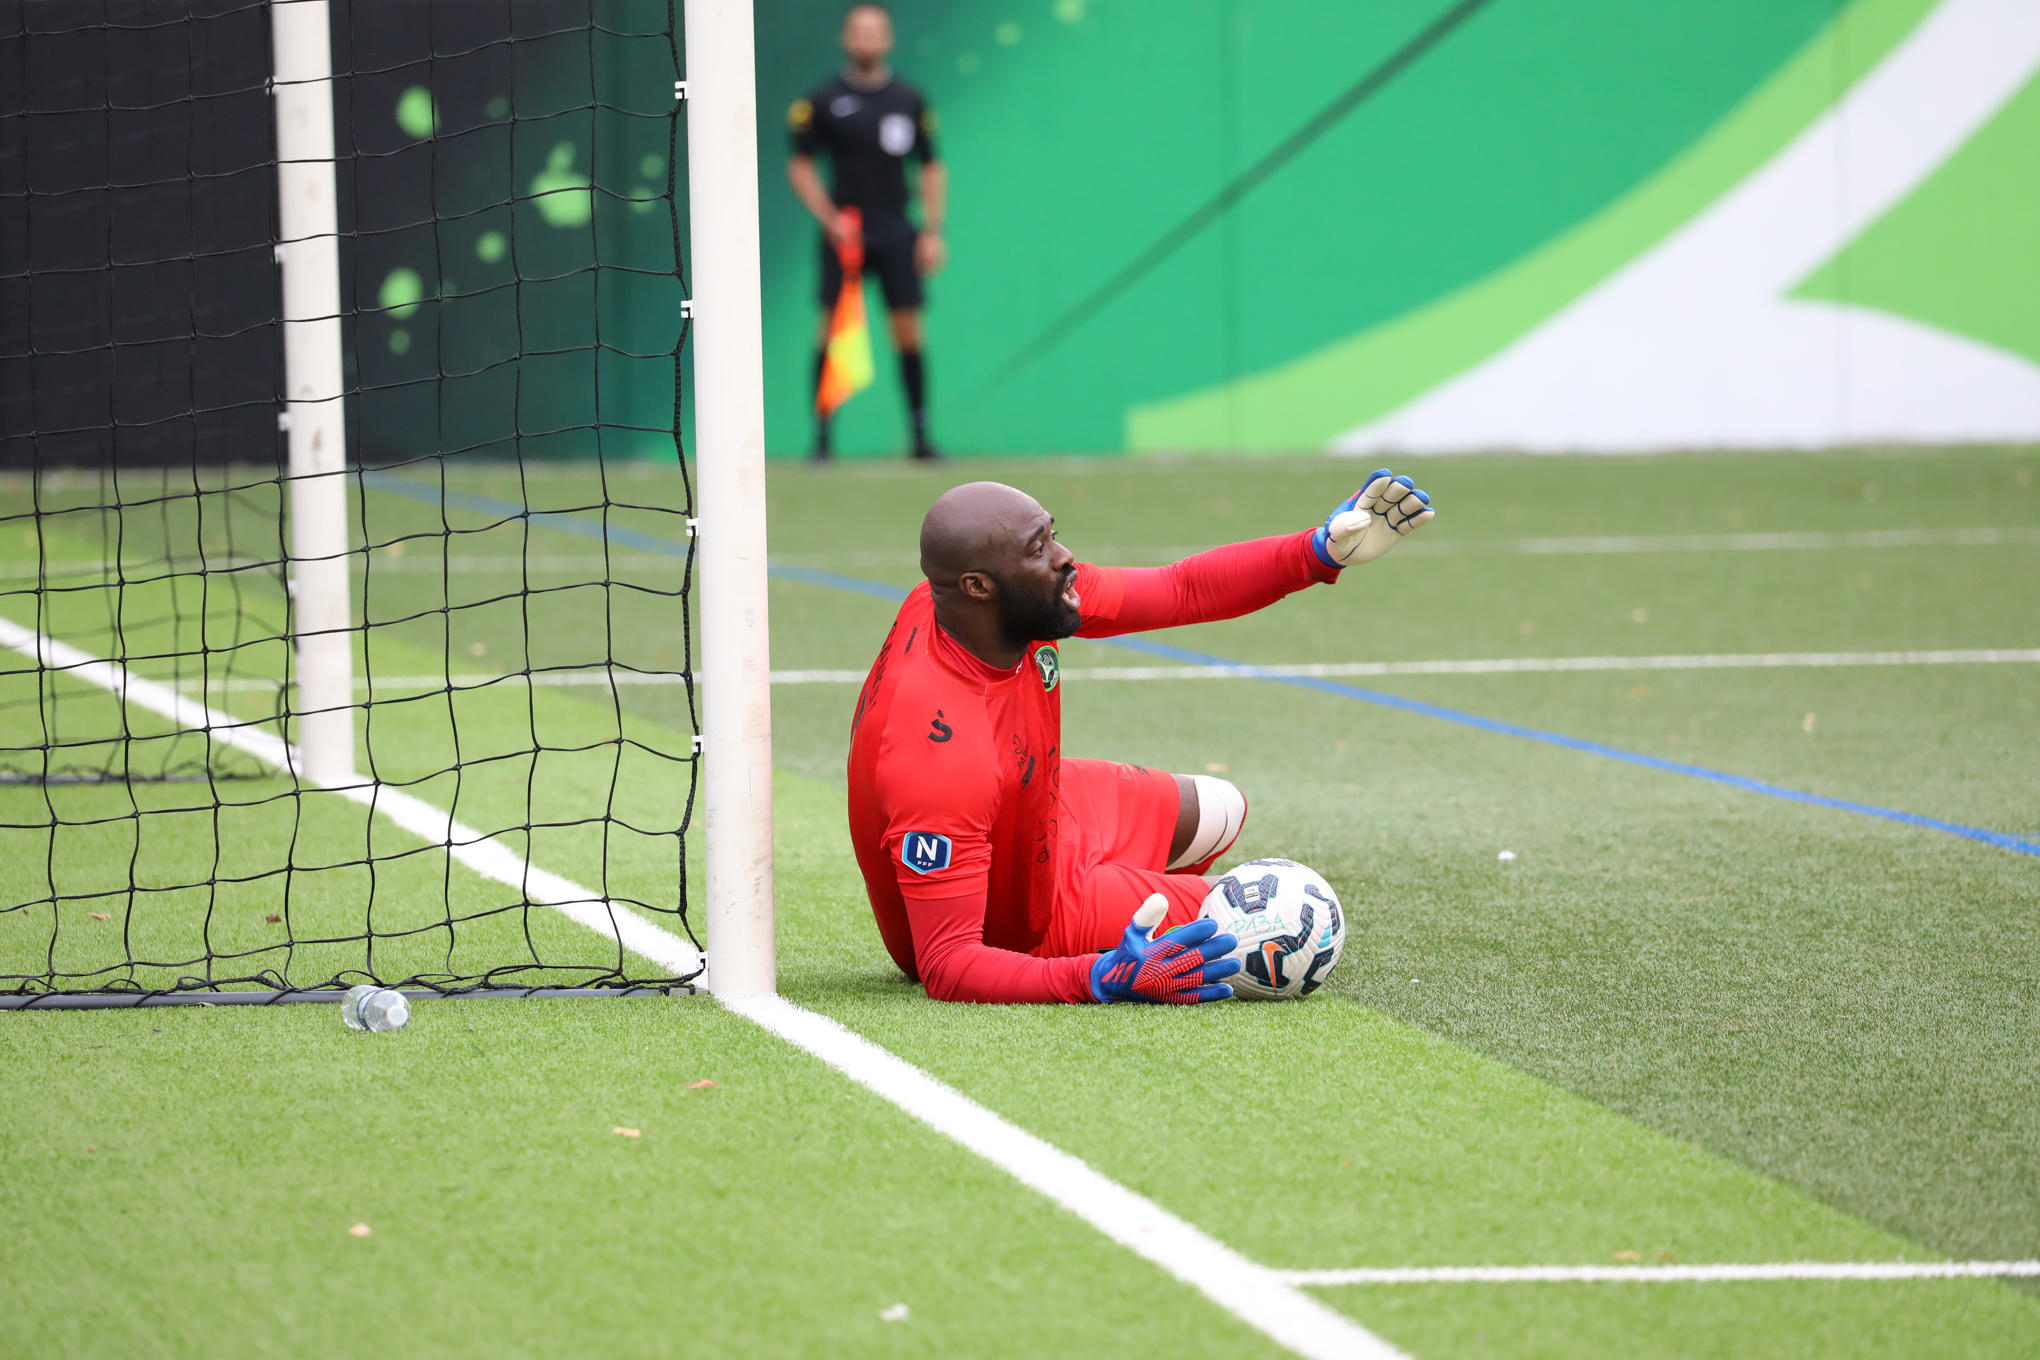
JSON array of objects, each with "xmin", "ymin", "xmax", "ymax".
[{"xmin": 1073, "ymin": 468, "xmax": 1434, "ymax": 639}]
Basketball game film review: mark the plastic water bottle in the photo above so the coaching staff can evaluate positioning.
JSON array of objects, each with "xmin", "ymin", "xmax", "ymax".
[{"xmin": 340, "ymin": 984, "xmax": 411, "ymax": 1032}]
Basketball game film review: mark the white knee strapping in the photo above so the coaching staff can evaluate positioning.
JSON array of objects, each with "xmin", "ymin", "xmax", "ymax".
[{"xmin": 1167, "ymin": 775, "xmax": 1247, "ymax": 870}]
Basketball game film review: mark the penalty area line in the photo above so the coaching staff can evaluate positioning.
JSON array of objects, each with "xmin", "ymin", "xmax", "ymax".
[
  {"xmin": 0, "ymin": 610, "xmax": 1404, "ymax": 1360},
  {"xmin": 759, "ymin": 525, "xmax": 2040, "ymax": 565},
  {"xmin": 1280, "ymin": 1261, "xmax": 2040, "ymax": 1285},
  {"xmin": 147, "ymin": 646, "xmax": 2040, "ymax": 695},
  {"xmin": 769, "ymin": 647, "xmax": 2040, "ymax": 684}
]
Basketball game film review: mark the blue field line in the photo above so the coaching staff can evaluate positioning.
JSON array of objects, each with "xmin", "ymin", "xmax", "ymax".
[
  {"xmin": 1098, "ymin": 636, "xmax": 2040, "ymax": 857},
  {"xmin": 362, "ymin": 473, "xmax": 2040, "ymax": 859},
  {"xmin": 360, "ymin": 470, "xmax": 694, "ymax": 560}
]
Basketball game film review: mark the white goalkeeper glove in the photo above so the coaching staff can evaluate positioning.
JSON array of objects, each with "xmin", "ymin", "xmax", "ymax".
[{"xmin": 1309, "ymin": 468, "xmax": 1434, "ymax": 570}]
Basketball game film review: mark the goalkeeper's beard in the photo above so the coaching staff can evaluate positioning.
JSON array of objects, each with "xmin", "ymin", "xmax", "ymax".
[{"xmin": 990, "ymin": 565, "xmax": 1081, "ymax": 649}]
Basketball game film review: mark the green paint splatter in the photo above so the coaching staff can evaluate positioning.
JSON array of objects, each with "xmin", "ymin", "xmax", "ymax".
[
  {"xmin": 389, "ymin": 328, "xmax": 412, "ymax": 355},
  {"xmin": 394, "ymin": 86, "xmax": 438, "ymax": 139},
  {"xmin": 484, "ymin": 96, "xmax": 510, "ymax": 121},
  {"xmin": 630, "ymin": 190, "xmax": 658, "ymax": 215},
  {"xmin": 378, "ymin": 267, "xmax": 424, "ymax": 320},
  {"xmin": 639, "ymin": 154, "xmax": 665, "ymax": 180},
  {"xmin": 957, "ymin": 51, "xmax": 981, "ymax": 74},
  {"xmin": 530, "ymin": 143, "xmax": 592, "ymax": 229},
  {"xmin": 1053, "ymin": 0, "xmax": 1085, "ymax": 23},
  {"xmin": 475, "ymin": 231, "xmax": 507, "ymax": 263},
  {"xmin": 995, "ymin": 21, "xmax": 1022, "ymax": 46}
]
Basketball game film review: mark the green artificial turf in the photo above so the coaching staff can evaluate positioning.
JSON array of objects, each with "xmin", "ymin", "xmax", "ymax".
[
  {"xmin": 760, "ymin": 448, "xmax": 2040, "ymax": 1274},
  {"xmin": 765, "ymin": 770, "xmax": 2040, "ymax": 1355},
  {"xmin": 5, "ymin": 447, "xmax": 2040, "ymax": 1355},
  {"xmin": 0, "ymin": 999, "xmax": 1285, "ymax": 1358}
]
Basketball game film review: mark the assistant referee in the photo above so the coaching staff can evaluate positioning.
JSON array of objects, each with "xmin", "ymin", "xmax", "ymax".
[{"xmin": 788, "ymin": 5, "xmax": 946, "ymax": 461}]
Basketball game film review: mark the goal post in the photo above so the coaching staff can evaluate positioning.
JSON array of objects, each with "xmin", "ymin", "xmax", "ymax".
[
  {"xmin": 0, "ymin": 0, "xmax": 775, "ymax": 1005},
  {"xmin": 270, "ymin": 0, "xmax": 356, "ymax": 788},
  {"xmin": 685, "ymin": 0, "xmax": 778, "ymax": 998}
]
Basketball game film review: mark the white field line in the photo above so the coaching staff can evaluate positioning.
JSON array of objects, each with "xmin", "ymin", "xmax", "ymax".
[
  {"xmin": 1037, "ymin": 648, "xmax": 2040, "ymax": 681},
  {"xmin": 761, "ymin": 526, "xmax": 2040, "ymax": 563},
  {"xmin": 1442, "ymin": 526, "xmax": 2040, "ymax": 555},
  {"xmin": 0, "ymin": 610, "xmax": 1401, "ymax": 1360},
  {"xmin": 722, "ymin": 993, "xmax": 1404, "ymax": 1360},
  {"xmin": 130, "ymin": 648, "xmax": 2040, "ymax": 696},
  {"xmin": 761, "ymin": 649, "xmax": 2040, "ymax": 685},
  {"xmin": 6, "ymin": 525, "xmax": 2039, "ymax": 583},
  {"xmin": 0, "ymin": 552, "xmax": 682, "ymax": 582},
  {"xmin": 1281, "ymin": 1261, "xmax": 2040, "ymax": 1286},
  {"xmin": 152, "ymin": 672, "xmax": 695, "ymax": 693}
]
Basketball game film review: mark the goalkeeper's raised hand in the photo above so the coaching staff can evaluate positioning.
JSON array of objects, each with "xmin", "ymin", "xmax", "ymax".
[
  {"xmin": 1090, "ymin": 895, "xmax": 1241, "ymax": 1004},
  {"xmin": 1311, "ymin": 467, "xmax": 1435, "ymax": 570}
]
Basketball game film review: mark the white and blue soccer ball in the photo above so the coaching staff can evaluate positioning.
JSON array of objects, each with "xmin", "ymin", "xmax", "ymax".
[{"xmin": 1198, "ymin": 858, "xmax": 1346, "ymax": 1001}]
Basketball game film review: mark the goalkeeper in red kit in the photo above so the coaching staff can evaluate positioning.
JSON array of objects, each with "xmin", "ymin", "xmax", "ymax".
[{"xmin": 847, "ymin": 473, "xmax": 1435, "ymax": 1004}]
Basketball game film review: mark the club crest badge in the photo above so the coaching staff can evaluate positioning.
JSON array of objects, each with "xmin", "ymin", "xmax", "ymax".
[{"xmin": 1034, "ymin": 645, "xmax": 1060, "ymax": 693}]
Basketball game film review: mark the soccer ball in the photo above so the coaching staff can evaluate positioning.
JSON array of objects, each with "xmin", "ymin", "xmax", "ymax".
[{"xmin": 1199, "ymin": 858, "xmax": 1346, "ymax": 1001}]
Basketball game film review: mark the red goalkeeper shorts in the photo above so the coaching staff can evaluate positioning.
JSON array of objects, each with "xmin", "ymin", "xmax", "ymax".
[{"xmin": 1037, "ymin": 758, "xmax": 1230, "ymax": 957}]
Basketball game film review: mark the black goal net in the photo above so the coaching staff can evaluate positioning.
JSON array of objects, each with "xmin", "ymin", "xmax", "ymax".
[{"xmin": 0, "ymin": 0, "xmax": 705, "ymax": 1002}]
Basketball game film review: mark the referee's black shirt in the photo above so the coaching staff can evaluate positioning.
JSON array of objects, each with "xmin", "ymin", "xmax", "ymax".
[{"xmin": 789, "ymin": 75, "xmax": 938, "ymax": 221}]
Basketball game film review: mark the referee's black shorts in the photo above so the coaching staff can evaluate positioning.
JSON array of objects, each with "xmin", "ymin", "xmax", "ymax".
[{"xmin": 819, "ymin": 211, "xmax": 924, "ymax": 311}]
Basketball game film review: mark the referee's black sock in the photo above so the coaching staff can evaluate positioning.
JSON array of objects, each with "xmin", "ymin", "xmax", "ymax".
[
  {"xmin": 811, "ymin": 346, "xmax": 831, "ymax": 459},
  {"xmin": 900, "ymin": 349, "xmax": 935, "ymax": 458}
]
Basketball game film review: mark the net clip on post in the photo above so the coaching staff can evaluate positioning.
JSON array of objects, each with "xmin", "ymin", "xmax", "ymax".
[
  {"xmin": 673, "ymin": 80, "xmax": 690, "ymax": 102},
  {"xmin": 681, "ymin": 299, "xmax": 694, "ymax": 319}
]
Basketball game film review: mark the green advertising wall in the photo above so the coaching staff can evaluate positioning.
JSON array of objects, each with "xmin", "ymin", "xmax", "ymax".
[
  {"xmin": 754, "ymin": 0, "xmax": 2040, "ymax": 456},
  {"xmin": 347, "ymin": 1, "xmax": 2039, "ymax": 462},
  {"xmin": 753, "ymin": 0, "xmax": 1845, "ymax": 455}
]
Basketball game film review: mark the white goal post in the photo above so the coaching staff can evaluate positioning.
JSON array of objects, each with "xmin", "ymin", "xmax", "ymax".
[
  {"xmin": 270, "ymin": 0, "xmax": 355, "ymax": 788},
  {"xmin": 264, "ymin": 0, "xmax": 777, "ymax": 995},
  {"xmin": 683, "ymin": 0, "xmax": 778, "ymax": 996}
]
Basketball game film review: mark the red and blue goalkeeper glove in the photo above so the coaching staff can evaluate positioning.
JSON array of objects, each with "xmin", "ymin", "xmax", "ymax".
[
  {"xmin": 1090, "ymin": 895, "xmax": 1241, "ymax": 1004},
  {"xmin": 1311, "ymin": 467, "xmax": 1435, "ymax": 570}
]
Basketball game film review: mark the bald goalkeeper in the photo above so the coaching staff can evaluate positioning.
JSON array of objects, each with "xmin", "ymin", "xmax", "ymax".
[{"xmin": 845, "ymin": 472, "xmax": 1436, "ymax": 1005}]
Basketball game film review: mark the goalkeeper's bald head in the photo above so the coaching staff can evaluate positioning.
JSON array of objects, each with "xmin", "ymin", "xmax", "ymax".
[{"xmin": 920, "ymin": 481, "xmax": 1080, "ymax": 656}]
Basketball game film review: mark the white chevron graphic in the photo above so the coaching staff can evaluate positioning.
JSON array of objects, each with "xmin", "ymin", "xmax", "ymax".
[{"xmin": 1337, "ymin": 0, "xmax": 2040, "ymax": 453}]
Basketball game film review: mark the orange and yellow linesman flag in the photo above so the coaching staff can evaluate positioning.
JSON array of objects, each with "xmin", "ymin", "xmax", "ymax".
[{"xmin": 816, "ymin": 207, "xmax": 874, "ymax": 418}]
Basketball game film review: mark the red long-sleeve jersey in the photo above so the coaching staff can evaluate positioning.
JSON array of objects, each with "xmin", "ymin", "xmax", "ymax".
[{"xmin": 845, "ymin": 531, "xmax": 1338, "ymax": 1003}]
